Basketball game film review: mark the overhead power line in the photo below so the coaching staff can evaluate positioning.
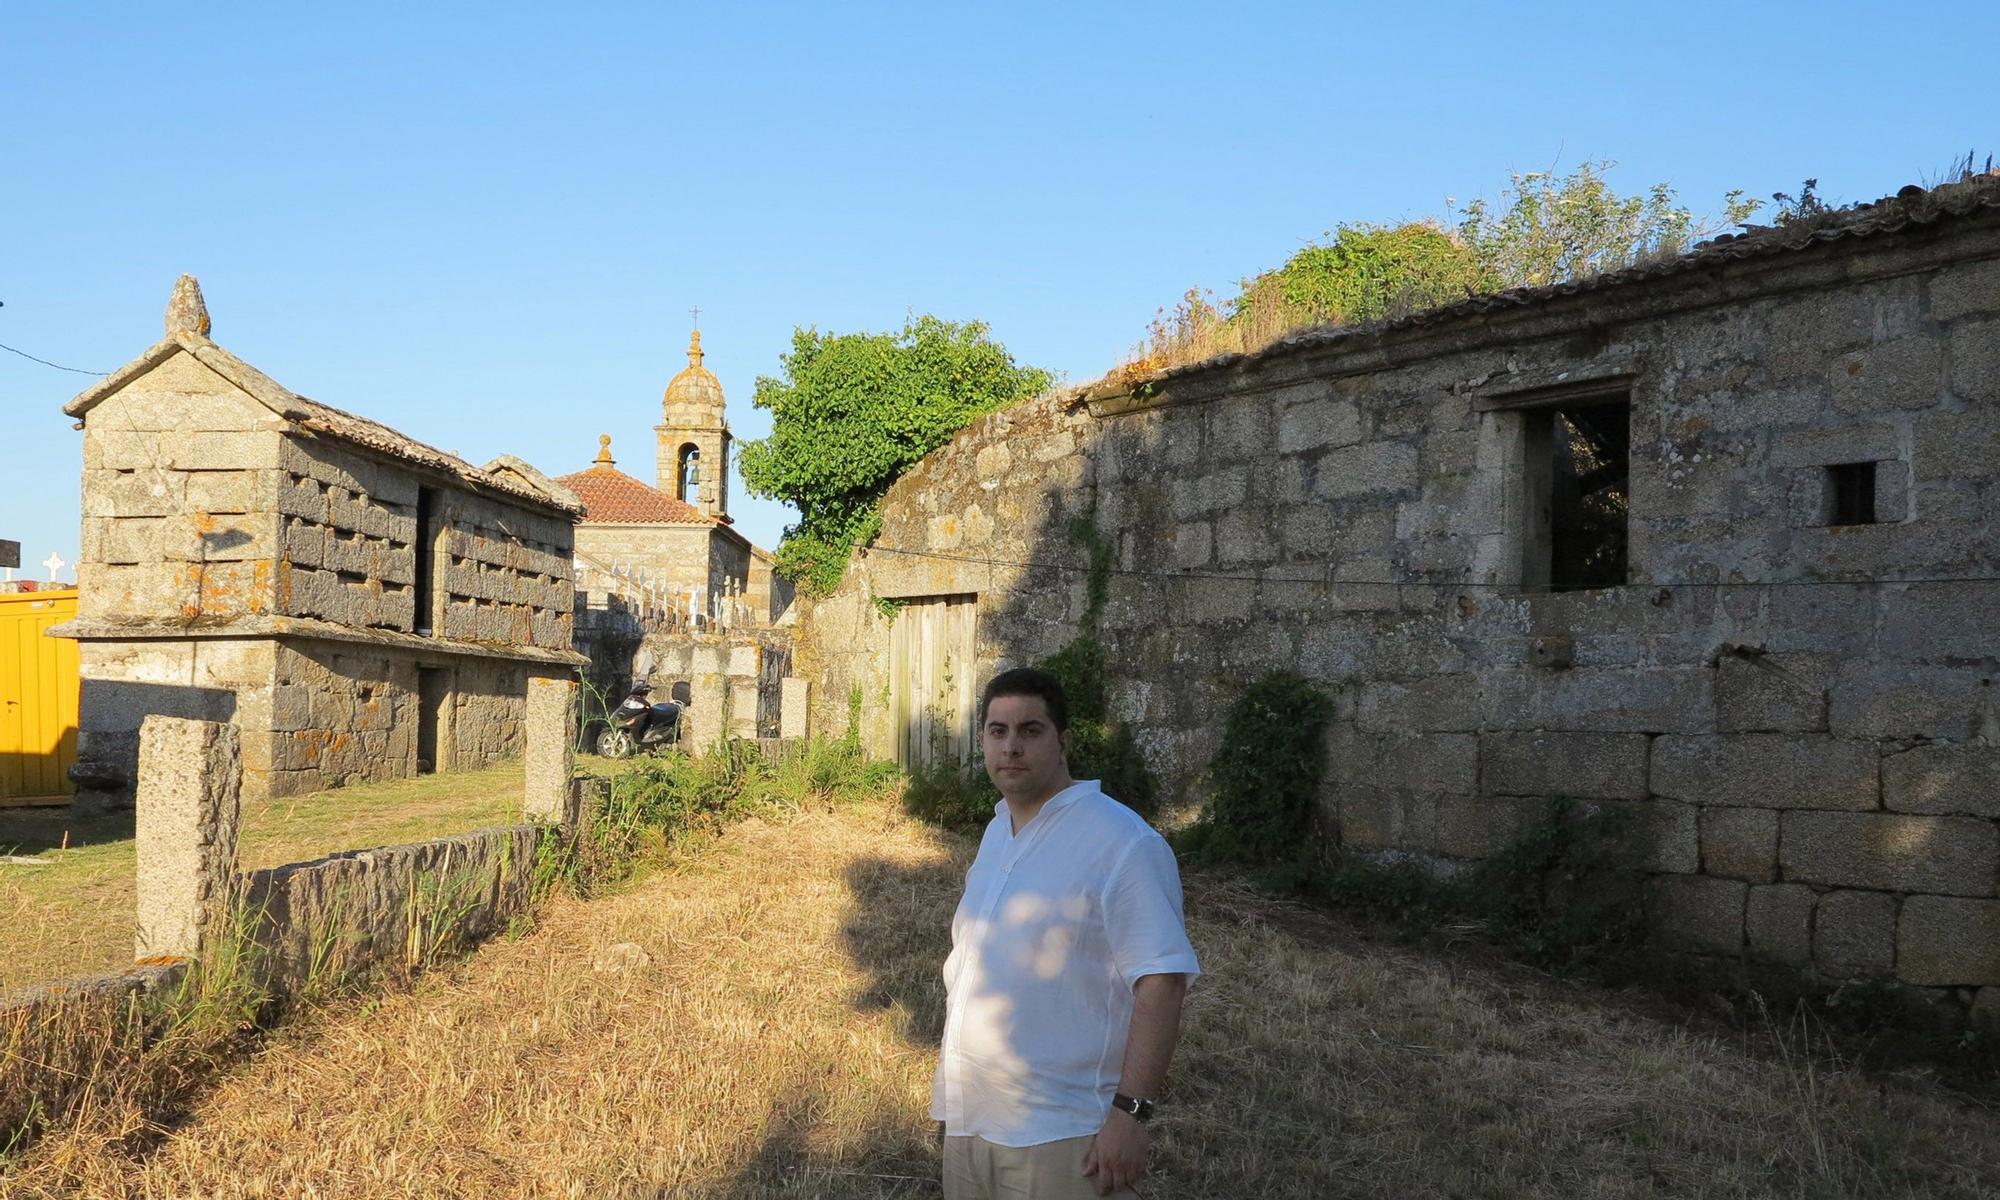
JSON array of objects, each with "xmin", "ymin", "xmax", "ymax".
[{"xmin": 0, "ymin": 340, "xmax": 109, "ymax": 376}]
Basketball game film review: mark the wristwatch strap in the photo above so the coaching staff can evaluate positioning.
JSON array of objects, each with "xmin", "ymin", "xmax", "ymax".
[{"xmin": 1111, "ymin": 1093, "xmax": 1155, "ymax": 1123}]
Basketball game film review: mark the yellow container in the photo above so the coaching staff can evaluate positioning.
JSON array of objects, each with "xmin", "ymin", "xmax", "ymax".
[{"xmin": 0, "ymin": 588, "xmax": 79, "ymax": 806}]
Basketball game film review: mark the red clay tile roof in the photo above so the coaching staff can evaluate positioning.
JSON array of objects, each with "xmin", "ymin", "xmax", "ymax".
[{"xmin": 554, "ymin": 465, "xmax": 710, "ymax": 524}]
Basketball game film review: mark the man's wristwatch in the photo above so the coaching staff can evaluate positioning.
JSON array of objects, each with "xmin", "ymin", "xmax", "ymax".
[{"xmin": 1111, "ymin": 1093, "xmax": 1155, "ymax": 1123}]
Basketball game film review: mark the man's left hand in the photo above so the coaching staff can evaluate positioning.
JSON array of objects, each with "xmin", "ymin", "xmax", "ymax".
[{"xmin": 1081, "ymin": 1107, "xmax": 1147, "ymax": 1196}]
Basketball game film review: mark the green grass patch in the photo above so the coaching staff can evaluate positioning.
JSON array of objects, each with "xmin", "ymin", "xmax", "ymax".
[{"xmin": 0, "ymin": 762, "xmax": 527, "ymax": 994}]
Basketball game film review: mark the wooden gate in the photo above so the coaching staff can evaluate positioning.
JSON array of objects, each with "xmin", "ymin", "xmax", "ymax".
[
  {"xmin": 888, "ymin": 595, "xmax": 977, "ymax": 770},
  {"xmin": 1, "ymin": 589, "xmax": 80, "ymax": 806}
]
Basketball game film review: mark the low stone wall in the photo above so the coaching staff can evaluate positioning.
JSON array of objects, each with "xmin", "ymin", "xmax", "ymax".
[
  {"xmin": 2, "ymin": 688, "xmax": 583, "ymax": 1145},
  {"xmin": 131, "ymin": 700, "xmax": 576, "ymax": 994},
  {"xmin": 0, "ymin": 961, "xmax": 189, "ymax": 1028},
  {"xmin": 241, "ymin": 826, "xmax": 539, "ymax": 991},
  {"xmin": 0, "ymin": 961, "xmax": 191, "ymax": 1136}
]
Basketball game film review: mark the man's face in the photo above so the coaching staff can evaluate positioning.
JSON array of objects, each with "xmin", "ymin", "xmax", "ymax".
[{"xmin": 981, "ymin": 693, "xmax": 1069, "ymax": 803}]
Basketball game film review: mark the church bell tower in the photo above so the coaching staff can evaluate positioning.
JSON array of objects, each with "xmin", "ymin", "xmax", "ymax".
[{"xmin": 655, "ymin": 328, "xmax": 731, "ymax": 520}]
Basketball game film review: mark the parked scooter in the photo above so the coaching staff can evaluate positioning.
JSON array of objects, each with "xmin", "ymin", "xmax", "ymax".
[{"xmin": 596, "ymin": 681, "xmax": 687, "ymax": 758}]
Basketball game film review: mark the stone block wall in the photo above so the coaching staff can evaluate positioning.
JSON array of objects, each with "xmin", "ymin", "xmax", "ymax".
[
  {"xmin": 573, "ymin": 620, "xmax": 795, "ymax": 745},
  {"xmin": 259, "ymin": 643, "xmax": 546, "ymax": 798},
  {"xmin": 435, "ymin": 497, "xmax": 575, "ymax": 650},
  {"xmin": 448, "ymin": 656, "xmax": 536, "ymax": 768},
  {"xmin": 263, "ymin": 643, "xmax": 418, "ymax": 796},
  {"xmin": 77, "ymin": 353, "xmax": 285, "ymax": 622},
  {"xmin": 573, "ymin": 522, "xmax": 749, "ymax": 608},
  {"xmin": 799, "ymin": 199, "xmax": 2000, "ymax": 1018},
  {"xmin": 73, "ymin": 638, "xmax": 276, "ymax": 807}
]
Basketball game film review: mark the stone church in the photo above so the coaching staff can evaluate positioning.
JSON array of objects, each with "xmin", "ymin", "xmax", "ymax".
[{"xmin": 554, "ymin": 330, "xmax": 787, "ymax": 627}]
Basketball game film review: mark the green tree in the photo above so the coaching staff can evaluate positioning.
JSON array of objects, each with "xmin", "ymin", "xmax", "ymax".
[
  {"xmin": 1455, "ymin": 160, "xmax": 1761, "ymax": 289},
  {"xmin": 738, "ymin": 315, "xmax": 1052, "ymax": 595}
]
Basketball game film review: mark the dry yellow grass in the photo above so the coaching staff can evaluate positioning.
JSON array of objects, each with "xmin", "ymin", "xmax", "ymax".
[
  {"xmin": 8, "ymin": 797, "xmax": 2000, "ymax": 1198},
  {"xmin": 0, "ymin": 762, "xmax": 525, "ymax": 994}
]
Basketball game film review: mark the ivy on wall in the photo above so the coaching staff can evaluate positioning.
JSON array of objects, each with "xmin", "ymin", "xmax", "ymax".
[{"xmin": 1176, "ymin": 670, "xmax": 1335, "ymax": 887}]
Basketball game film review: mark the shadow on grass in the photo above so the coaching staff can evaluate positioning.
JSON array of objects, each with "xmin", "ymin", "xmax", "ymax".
[
  {"xmin": 713, "ymin": 839, "xmax": 965, "ymax": 1198},
  {"xmin": 0, "ymin": 807, "xmax": 133, "ymax": 857}
]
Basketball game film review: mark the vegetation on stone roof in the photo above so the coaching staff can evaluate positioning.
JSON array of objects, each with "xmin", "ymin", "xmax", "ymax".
[
  {"xmin": 1119, "ymin": 160, "xmax": 1763, "ymax": 379},
  {"xmin": 1108, "ymin": 156, "xmax": 2000, "ymax": 391}
]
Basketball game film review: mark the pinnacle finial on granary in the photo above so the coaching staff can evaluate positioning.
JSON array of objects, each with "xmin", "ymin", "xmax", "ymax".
[{"xmin": 165, "ymin": 274, "xmax": 211, "ymax": 337}]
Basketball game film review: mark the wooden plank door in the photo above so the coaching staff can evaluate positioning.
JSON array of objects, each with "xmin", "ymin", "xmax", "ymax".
[{"xmin": 890, "ymin": 595, "xmax": 977, "ymax": 769}]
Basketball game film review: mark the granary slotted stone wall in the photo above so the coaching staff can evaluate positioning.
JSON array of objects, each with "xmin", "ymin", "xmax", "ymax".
[
  {"xmin": 276, "ymin": 436, "xmax": 575, "ymax": 648},
  {"xmin": 799, "ymin": 182, "xmax": 2000, "ymax": 1019}
]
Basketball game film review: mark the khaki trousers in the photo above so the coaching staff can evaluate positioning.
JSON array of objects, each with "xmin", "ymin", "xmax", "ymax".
[{"xmin": 941, "ymin": 1134, "xmax": 1140, "ymax": 1200}]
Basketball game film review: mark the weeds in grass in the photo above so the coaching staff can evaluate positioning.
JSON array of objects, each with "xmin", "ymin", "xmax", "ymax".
[
  {"xmin": 1316, "ymin": 798, "xmax": 1648, "ymax": 972},
  {"xmin": 1175, "ymin": 671, "xmax": 1335, "ymax": 887},
  {"xmin": 901, "ymin": 758, "xmax": 999, "ymax": 835},
  {"xmin": 405, "ymin": 858, "xmax": 492, "ymax": 975},
  {"xmin": 0, "ymin": 903, "xmax": 271, "ymax": 1169},
  {"xmin": 549, "ymin": 737, "xmax": 902, "ymax": 899}
]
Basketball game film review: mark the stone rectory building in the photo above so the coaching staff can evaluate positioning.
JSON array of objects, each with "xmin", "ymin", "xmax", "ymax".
[
  {"xmin": 801, "ymin": 179, "xmax": 2000, "ymax": 1013},
  {"xmin": 54, "ymin": 278, "xmax": 587, "ymax": 804}
]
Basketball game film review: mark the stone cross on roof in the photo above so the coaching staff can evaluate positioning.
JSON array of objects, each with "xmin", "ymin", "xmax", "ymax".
[{"xmin": 43, "ymin": 552, "xmax": 66, "ymax": 582}]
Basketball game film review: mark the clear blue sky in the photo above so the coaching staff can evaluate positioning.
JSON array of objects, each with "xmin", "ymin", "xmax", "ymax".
[{"xmin": 4, "ymin": 1, "xmax": 1993, "ymax": 580}]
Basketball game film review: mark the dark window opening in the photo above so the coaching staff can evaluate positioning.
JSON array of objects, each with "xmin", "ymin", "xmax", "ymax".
[
  {"xmin": 1826, "ymin": 462, "xmax": 1878, "ymax": 526},
  {"xmin": 414, "ymin": 487, "xmax": 439, "ymax": 635},
  {"xmin": 1549, "ymin": 403, "xmax": 1630, "ymax": 590},
  {"xmin": 1525, "ymin": 401, "xmax": 1630, "ymax": 592}
]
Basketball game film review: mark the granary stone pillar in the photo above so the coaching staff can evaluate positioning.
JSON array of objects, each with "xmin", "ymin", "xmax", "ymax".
[
  {"xmin": 780, "ymin": 677, "xmax": 811, "ymax": 740},
  {"xmin": 135, "ymin": 716, "xmax": 241, "ymax": 960},
  {"xmin": 524, "ymin": 674, "xmax": 577, "ymax": 823},
  {"xmin": 686, "ymin": 673, "xmax": 729, "ymax": 755}
]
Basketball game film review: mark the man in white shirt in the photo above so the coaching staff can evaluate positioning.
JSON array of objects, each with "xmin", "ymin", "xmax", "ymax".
[{"xmin": 933, "ymin": 667, "xmax": 1201, "ymax": 1199}]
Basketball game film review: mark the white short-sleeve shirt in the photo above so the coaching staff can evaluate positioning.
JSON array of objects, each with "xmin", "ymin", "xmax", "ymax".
[{"xmin": 930, "ymin": 780, "xmax": 1201, "ymax": 1147}]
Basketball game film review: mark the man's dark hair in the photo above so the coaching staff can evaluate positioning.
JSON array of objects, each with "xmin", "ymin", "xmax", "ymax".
[{"xmin": 979, "ymin": 667, "xmax": 1069, "ymax": 733}]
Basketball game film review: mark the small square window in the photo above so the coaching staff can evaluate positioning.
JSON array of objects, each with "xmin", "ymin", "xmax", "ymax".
[{"xmin": 1825, "ymin": 462, "xmax": 1877, "ymax": 526}]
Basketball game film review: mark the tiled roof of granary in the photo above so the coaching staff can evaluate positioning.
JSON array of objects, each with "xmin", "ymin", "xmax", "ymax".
[
  {"xmin": 1103, "ymin": 173, "xmax": 2000, "ymax": 394},
  {"xmin": 554, "ymin": 463, "xmax": 713, "ymax": 525},
  {"xmin": 291, "ymin": 395, "xmax": 584, "ymax": 516}
]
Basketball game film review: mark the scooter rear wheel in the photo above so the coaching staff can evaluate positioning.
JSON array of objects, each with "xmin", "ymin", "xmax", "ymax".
[{"xmin": 596, "ymin": 728, "xmax": 636, "ymax": 759}]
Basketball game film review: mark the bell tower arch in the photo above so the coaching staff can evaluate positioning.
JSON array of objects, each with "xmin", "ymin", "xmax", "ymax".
[{"xmin": 654, "ymin": 328, "xmax": 731, "ymax": 519}]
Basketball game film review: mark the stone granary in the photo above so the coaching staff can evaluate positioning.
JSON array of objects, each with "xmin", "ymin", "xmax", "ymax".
[
  {"xmin": 53, "ymin": 277, "xmax": 588, "ymax": 806},
  {"xmin": 553, "ymin": 331, "xmax": 790, "ymax": 627},
  {"xmin": 800, "ymin": 177, "xmax": 2000, "ymax": 1019}
]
